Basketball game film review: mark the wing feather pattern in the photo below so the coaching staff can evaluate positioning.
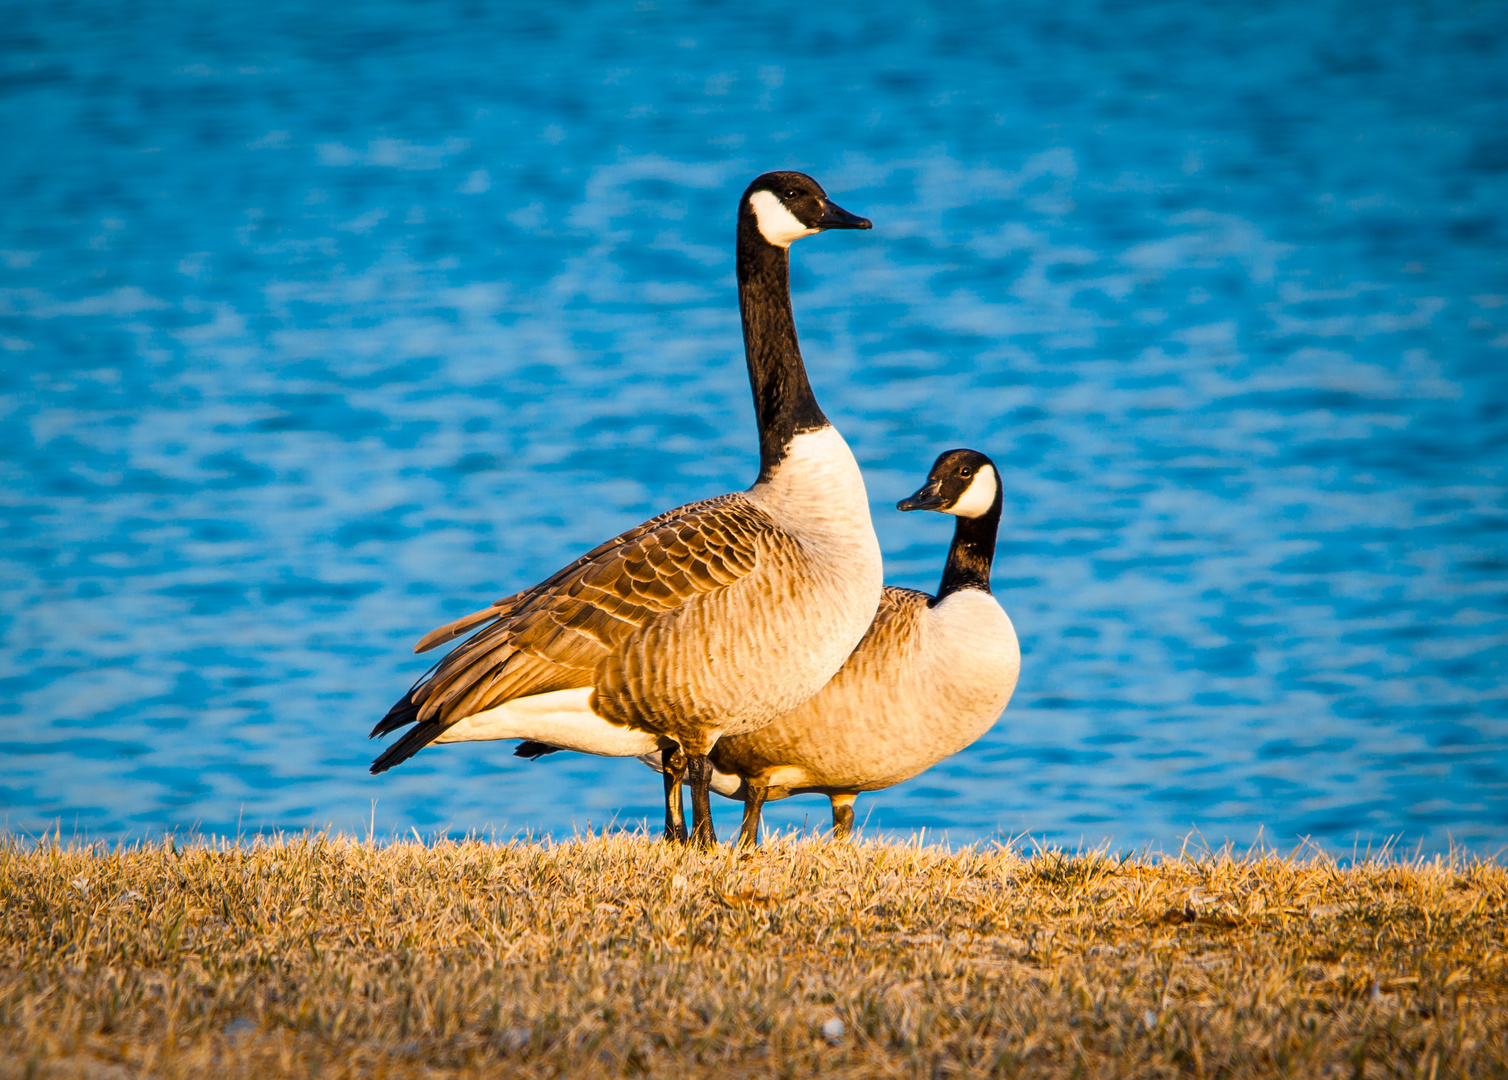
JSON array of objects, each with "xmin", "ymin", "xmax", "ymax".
[{"xmin": 370, "ymin": 494, "xmax": 772, "ymax": 773}]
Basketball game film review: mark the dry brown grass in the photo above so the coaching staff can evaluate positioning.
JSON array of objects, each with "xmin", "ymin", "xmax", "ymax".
[{"xmin": 2, "ymin": 831, "xmax": 1506, "ymax": 1079}]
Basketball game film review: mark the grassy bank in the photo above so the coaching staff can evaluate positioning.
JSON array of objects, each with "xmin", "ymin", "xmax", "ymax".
[{"xmin": 1, "ymin": 833, "xmax": 1505, "ymax": 1078}]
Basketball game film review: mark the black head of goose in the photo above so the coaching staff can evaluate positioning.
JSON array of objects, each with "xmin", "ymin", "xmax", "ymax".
[
  {"xmin": 368, "ymin": 172, "xmax": 883, "ymax": 850},
  {"xmin": 896, "ymin": 447, "xmax": 1003, "ymax": 602}
]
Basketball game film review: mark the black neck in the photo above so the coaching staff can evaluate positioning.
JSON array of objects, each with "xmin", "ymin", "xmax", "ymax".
[
  {"xmin": 933, "ymin": 497, "xmax": 1001, "ymax": 602},
  {"xmin": 737, "ymin": 214, "xmax": 828, "ymax": 481}
]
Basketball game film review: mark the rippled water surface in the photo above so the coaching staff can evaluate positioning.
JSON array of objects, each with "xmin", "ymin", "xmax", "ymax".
[{"xmin": 3, "ymin": 0, "xmax": 1506, "ymax": 851}]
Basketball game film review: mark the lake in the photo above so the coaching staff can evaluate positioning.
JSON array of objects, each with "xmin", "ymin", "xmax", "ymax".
[{"xmin": 2, "ymin": 0, "xmax": 1505, "ymax": 853}]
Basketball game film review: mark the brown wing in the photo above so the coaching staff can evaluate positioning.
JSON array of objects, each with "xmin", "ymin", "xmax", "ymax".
[
  {"xmin": 369, "ymin": 494, "xmax": 771, "ymax": 772},
  {"xmin": 411, "ymin": 500, "xmax": 704, "ymax": 654},
  {"xmin": 830, "ymin": 586, "xmax": 930, "ymax": 683}
]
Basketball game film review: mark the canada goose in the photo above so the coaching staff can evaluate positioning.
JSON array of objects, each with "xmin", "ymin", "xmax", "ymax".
[
  {"xmin": 635, "ymin": 448, "xmax": 1020, "ymax": 845},
  {"xmin": 518, "ymin": 449, "xmax": 1020, "ymax": 847},
  {"xmin": 369, "ymin": 171, "xmax": 883, "ymax": 847}
]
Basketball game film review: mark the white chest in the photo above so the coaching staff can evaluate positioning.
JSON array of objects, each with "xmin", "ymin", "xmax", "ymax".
[
  {"xmin": 921, "ymin": 589, "xmax": 1021, "ymax": 716},
  {"xmin": 746, "ymin": 427, "xmax": 880, "ymax": 570}
]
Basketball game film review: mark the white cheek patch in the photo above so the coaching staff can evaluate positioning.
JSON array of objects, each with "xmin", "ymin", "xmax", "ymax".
[
  {"xmin": 944, "ymin": 466, "xmax": 998, "ymax": 518},
  {"xmin": 749, "ymin": 190, "xmax": 818, "ymax": 248}
]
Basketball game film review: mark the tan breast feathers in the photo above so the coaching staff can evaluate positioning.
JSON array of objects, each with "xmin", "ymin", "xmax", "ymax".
[{"xmin": 710, "ymin": 585, "xmax": 1020, "ymax": 792}]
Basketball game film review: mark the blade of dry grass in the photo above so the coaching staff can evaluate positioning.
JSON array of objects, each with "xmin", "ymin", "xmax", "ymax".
[{"xmin": 1, "ymin": 831, "xmax": 1504, "ymax": 1078}]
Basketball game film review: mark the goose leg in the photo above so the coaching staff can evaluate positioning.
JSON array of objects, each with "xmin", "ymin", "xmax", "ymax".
[
  {"xmin": 737, "ymin": 785, "xmax": 768, "ymax": 848},
  {"xmin": 830, "ymin": 793, "xmax": 857, "ymax": 840},
  {"xmin": 688, "ymin": 754, "xmax": 718, "ymax": 848},
  {"xmin": 662, "ymin": 747, "xmax": 689, "ymax": 843}
]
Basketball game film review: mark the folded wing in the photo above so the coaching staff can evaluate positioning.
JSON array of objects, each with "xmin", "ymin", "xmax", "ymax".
[{"xmin": 369, "ymin": 494, "xmax": 771, "ymax": 773}]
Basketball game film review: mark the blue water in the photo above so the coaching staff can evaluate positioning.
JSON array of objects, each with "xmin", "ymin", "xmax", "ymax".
[{"xmin": 3, "ymin": 0, "xmax": 1506, "ymax": 853}]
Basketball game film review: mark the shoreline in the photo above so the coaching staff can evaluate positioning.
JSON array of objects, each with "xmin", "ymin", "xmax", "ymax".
[{"xmin": 3, "ymin": 833, "xmax": 1505, "ymax": 1077}]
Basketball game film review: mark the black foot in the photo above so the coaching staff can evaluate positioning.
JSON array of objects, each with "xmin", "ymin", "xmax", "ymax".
[
  {"xmin": 689, "ymin": 754, "xmax": 717, "ymax": 848},
  {"xmin": 662, "ymin": 747, "xmax": 688, "ymax": 843},
  {"xmin": 737, "ymin": 786, "xmax": 768, "ymax": 848}
]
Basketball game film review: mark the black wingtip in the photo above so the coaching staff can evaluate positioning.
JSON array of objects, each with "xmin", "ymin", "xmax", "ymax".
[
  {"xmin": 369, "ymin": 720, "xmax": 445, "ymax": 774},
  {"xmin": 371, "ymin": 658, "xmax": 448, "ymax": 740},
  {"xmin": 369, "ymin": 703, "xmax": 417, "ymax": 740}
]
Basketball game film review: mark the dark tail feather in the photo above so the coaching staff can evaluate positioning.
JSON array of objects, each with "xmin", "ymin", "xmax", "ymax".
[
  {"xmin": 369, "ymin": 661, "xmax": 444, "ymax": 739},
  {"xmin": 514, "ymin": 741, "xmax": 562, "ymax": 760},
  {"xmin": 368, "ymin": 661, "xmax": 450, "ymax": 772},
  {"xmin": 370, "ymin": 720, "xmax": 448, "ymax": 774},
  {"xmin": 370, "ymin": 695, "xmax": 420, "ymax": 740}
]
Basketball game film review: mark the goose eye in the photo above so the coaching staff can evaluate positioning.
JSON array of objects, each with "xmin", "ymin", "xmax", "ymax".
[
  {"xmin": 784, "ymin": 189, "xmax": 799, "ymax": 199},
  {"xmin": 959, "ymin": 467, "xmax": 973, "ymax": 478}
]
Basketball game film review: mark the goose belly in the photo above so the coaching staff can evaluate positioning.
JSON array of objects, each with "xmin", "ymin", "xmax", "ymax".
[
  {"xmin": 714, "ymin": 590, "xmax": 1020, "ymax": 793},
  {"xmin": 432, "ymin": 687, "xmax": 662, "ymax": 757}
]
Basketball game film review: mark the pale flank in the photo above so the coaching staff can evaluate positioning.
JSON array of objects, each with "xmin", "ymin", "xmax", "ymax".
[{"xmin": 432, "ymin": 687, "xmax": 661, "ymax": 757}]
